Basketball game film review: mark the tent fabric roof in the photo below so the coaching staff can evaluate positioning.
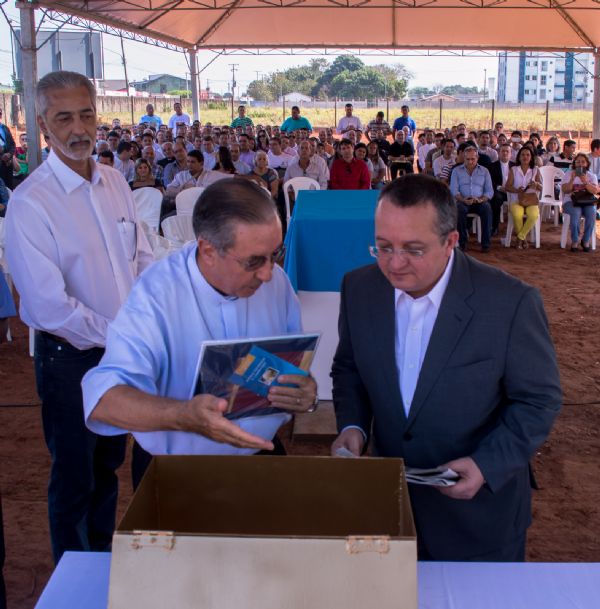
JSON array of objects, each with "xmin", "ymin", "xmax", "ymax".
[{"xmin": 38, "ymin": 0, "xmax": 600, "ymax": 52}]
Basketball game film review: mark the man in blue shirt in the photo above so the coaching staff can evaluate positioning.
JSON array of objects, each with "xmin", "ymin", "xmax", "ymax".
[
  {"xmin": 139, "ymin": 103, "xmax": 163, "ymax": 129},
  {"xmin": 281, "ymin": 106, "xmax": 312, "ymax": 133},
  {"xmin": 450, "ymin": 147, "xmax": 494, "ymax": 252},
  {"xmin": 83, "ymin": 180, "xmax": 317, "ymax": 470},
  {"xmin": 392, "ymin": 105, "xmax": 416, "ymax": 139}
]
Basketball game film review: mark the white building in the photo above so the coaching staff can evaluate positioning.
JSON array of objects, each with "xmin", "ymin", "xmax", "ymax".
[{"xmin": 497, "ymin": 51, "xmax": 595, "ymax": 104}]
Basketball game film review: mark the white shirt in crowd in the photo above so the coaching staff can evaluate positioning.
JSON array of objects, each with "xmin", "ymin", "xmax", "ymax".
[
  {"xmin": 267, "ymin": 150, "xmax": 296, "ymax": 170},
  {"xmin": 337, "ymin": 116, "xmax": 363, "ymax": 135},
  {"xmin": 417, "ymin": 143, "xmax": 436, "ymax": 169},
  {"xmin": 433, "ymin": 155, "xmax": 455, "ymax": 179},
  {"xmin": 283, "ymin": 155, "xmax": 330, "ymax": 190},
  {"xmin": 395, "ymin": 251, "xmax": 454, "ymax": 416},
  {"xmin": 479, "ymin": 146, "xmax": 498, "ymax": 163},
  {"xmin": 166, "ymin": 169, "xmax": 233, "ymax": 194},
  {"xmin": 114, "ymin": 157, "xmax": 135, "ymax": 182},
  {"xmin": 168, "ymin": 113, "xmax": 192, "ymax": 130},
  {"xmin": 5, "ymin": 151, "xmax": 154, "ymax": 349},
  {"xmin": 498, "ymin": 161, "xmax": 510, "ymax": 190}
]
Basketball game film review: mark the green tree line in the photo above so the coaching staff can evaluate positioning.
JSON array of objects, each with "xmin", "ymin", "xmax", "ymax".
[{"xmin": 246, "ymin": 55, "xmax": 412, "ymax": 102}]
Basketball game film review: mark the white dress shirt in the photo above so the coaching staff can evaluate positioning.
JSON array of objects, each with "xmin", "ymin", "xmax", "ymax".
[
  {"xmin": 267, "ymin": 150, "xmax": 295, "ymax": 169},
  {"xmin": 168, "ymin": 113, "xmax": 191, "ymax": 130},
  {"xmin": 283, "ymin": 155, "xmax": 330, "ymax": 190},
  {"xmin": 395, "ymin": 251, "xmax": 454, "ymax": 416},
  {"xmin": 5, "ymin": 151, "xmax": 154, "ymax": 349},
  {"xmin": 166, "ymin": 169, "xmax": 233, "ymax": 195},
  {"xmin": 337, "ymin": 116, "xmax": 363, "ymax": 135}
]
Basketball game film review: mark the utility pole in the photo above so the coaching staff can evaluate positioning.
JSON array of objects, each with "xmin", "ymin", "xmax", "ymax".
[
  {"xmin": 119, "ymin": 34, "xmax": 133, "ymax": 125},
  {"xmin": 483, "ymin": 68, "xmax": 487, "ymax": 102},
  {"xmin": 229, "ymin": 63, "xmax": 238, "ymax": 122}
]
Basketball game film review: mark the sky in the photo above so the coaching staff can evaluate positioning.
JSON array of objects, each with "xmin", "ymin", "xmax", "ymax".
[{"xmin": 0, "ymin": 4, "xmax": 499, "ymax": 94}]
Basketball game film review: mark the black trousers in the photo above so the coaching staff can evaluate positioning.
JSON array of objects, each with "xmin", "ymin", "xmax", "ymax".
[
  {"xmin": 35, "ymin": 332, "xmax": 126, "ymax": 565},
  {"xmin": 418, "ymin": 531, "xmax": 527, "ymax": 562},
  {"xmin": 491, "ymin": 192, "xmax": 507, "ymax": 232},
  {"xmin": 390, "ymin": 162, "xmax": 413, "ymax": 180}
]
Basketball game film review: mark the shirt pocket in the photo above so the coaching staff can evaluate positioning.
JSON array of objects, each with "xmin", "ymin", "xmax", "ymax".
[{"xmin": 118, "ymin": 220, "xmax": 137, "ymax": 261}]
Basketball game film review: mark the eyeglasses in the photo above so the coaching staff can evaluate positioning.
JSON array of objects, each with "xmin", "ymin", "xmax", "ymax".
[
  {"xmin": 369, "ymin": 245, "xmax": 425, "ymax": 260},
  {"xmin": 224, "ymin": 244, "xmax": 286, "ymax": 272}
]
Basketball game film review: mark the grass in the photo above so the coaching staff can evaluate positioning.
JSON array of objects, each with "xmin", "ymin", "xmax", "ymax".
[{"xmin": 99, "ymin": 104, "xmax": 594, "ymax": 134}]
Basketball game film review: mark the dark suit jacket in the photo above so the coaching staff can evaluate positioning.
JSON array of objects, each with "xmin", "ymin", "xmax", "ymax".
[
  {"xmin": 489, "ymin": 160, "xmax": 515, "ymax": 197},
  {"xmin": 332, "ymin": 250, "xmax": 561, "ymax": 560}
]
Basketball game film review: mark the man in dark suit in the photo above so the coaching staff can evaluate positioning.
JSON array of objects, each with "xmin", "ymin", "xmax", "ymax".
[
  {"xmin": 489, "ymin": 143, "xmax": 515, "ymax": 235},
  {"xmin": 331, "ymin": 174, "xmax": 561, "ymax": 561}
]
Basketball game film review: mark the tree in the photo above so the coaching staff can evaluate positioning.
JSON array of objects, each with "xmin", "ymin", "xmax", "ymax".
[{"xmin": 408, "ymin": 86, "xmax": 431, "ymax": 98}]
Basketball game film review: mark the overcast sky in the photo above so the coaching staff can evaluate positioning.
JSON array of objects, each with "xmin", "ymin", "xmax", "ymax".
[{"xmin": 0, "ymin": 5, "xmax": 499, "ymax": 94}]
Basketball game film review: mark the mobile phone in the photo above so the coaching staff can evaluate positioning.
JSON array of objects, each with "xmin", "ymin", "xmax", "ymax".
[{"xmin": 575, "ymin": 167, "xmax": 585, "ymax": 176}]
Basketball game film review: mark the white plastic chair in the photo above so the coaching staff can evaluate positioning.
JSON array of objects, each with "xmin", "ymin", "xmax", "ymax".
[
  {"xmin": 467, "ymin": 213, "xmax": 481, "ymax": 243},
  {"xmin": 161, "ymin": 215, "xmax": 195, "ymax": 246},
  {"xmin": 0, "ymin": 217, "xmax": 12, "ymax": 342},
  {"xmin": 538, "ymin": 166, "xmax": 563, "ymax": 226},
  {"xmin": 503, "ymin": 206, "xmax": 541, "ymax": 248},
  {"xmin": 283, "ymin": 177, "xmax": 320, "ymax": 224},
  {"xmin": 560, "ymin": 213, "xmax": 597, "ymax": 250},
  {"xmin": 175, "ymin": 187, "xmax": 204, "ymax": 216},
  {"xmin": 133, "ymin": 187, "xmax": 162, "ymax": 233}
]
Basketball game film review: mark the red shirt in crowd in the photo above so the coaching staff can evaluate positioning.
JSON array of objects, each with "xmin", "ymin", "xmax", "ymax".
[{"xmin": 329, "ymin": 158, "xmax": 371, "ymax": 190}]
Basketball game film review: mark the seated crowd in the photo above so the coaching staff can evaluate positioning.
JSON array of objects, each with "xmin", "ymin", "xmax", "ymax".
[{"xmin": 7, "ymin": 100, "xmax": 599, "ymax": 253}]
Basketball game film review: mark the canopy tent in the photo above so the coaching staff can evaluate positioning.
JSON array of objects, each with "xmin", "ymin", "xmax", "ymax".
[
  {"xmin": 8, "ymin": 0, "xmax": 600, "ymax": 168},
  {"xmin": 29, "ymin": 0, "xmax": 600, "ymax": 52}
]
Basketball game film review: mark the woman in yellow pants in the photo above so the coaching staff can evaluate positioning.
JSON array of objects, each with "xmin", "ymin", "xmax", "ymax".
[{"xmin": 505, "ymin": 147, "xmax": 542, "ymax": 249}]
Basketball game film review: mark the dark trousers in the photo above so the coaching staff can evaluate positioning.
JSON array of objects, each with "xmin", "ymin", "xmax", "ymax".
[
  {"xmin": 418, "ymin": 531, "xmax": 527, "ymax": 562},
  {"xmin": 491, "ymin": 192, "xmax": 507, "ymax": 232},
  {"xmin": 390, "ymin": 162, "xmax": 413, "ymax": 180},
  {"xmin": 0, "ymin": 495, "xmax": 5, "ymax": 609},
  {"xmin": 0, "ymin": 163, "xmax": 12, "ymax": 191},
  {"xmin": 457, "ymin": 201, "xmax": 492, "ymax": 248},
  {"xmin": 35, "ymin": 332, "xmax": 126, "ymax": 565}
]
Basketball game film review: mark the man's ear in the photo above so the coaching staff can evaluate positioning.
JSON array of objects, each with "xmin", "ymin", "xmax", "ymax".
[
  {"xmin": 197, "ymin": 238, "xmax": 218, "ymax": 266},
  {"xmin": 37, "ymin": 115, "xmax": 48, "ymax": 137}
]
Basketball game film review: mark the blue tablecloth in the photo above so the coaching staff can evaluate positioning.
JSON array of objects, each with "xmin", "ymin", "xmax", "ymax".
[
  {"xmin": 284, "ymin": 190, "xmax": 378, "ymax": 292},
  {"xmin": 35, "ymin": 552, "xmax": 600, "ymax": 609}
]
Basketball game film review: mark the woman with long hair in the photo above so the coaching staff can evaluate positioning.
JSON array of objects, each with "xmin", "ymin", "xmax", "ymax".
[
  {"xmin": 505, "ymin": 146, "xmax": 542, "ymax": 249},
  {"xmin": 214, "ymin": 147, "xmax": 237, "ymax": 174},
  {"xmin": 129, "ymin": 158, "xmax": 164, "ymax": 193}
]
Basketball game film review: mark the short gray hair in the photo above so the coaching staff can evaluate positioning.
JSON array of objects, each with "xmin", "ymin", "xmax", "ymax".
[
  {"xmin": 192, "ymin": 179, "xmax": 278, "ymax": 250},
  {"xmin": 36, "ymin": 70, "xmax": 96, "ymax": 118}
]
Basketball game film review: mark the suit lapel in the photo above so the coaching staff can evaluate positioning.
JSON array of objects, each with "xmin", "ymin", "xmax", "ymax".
[
  {"xmin": 367, "ymin": 267, "xmax": 406, "ymax": 423},
  {"xmin": 406, "ymin": 251, "xmax": 474, "ymax": 428}
]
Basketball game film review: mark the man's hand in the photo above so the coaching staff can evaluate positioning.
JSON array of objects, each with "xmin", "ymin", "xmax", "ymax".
[
  {"xmin": 330, "ymin": 428, "xmax": 365, "ymax": 457},
  {"xmin": 180, "ymin": 394, "xmax": 274, "ymax": 451},
  {"xmin": 268, "ymin": 374, "xmax": 317, "ymax": 412},
  {"xmin": 438, "ymin": 456, "xmax": 485, "ymax": 500}
]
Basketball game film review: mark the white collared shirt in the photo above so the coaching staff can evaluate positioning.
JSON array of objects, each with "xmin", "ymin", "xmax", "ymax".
[
  {"xmin": 394, "ymin": 251, "xmax": 454, "ymax": 416},
  {"xmin": 5, "ymin": 150, "xmax": 154, "ymax": 349}
]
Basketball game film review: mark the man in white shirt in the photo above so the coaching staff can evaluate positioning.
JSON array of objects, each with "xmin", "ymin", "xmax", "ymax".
[
  {"xmin": 230, "ymin": 143, "xmax": 251, "ymax": 175},
  {"xmin": 168, "ymin": 102, "xmax": 192, "ymax": 130},
  {"xmin": 337, "ymin": 103, "xmax": 363, "ymax": 136},
  {"xmin": 201, "ymin": 136, "xmax": 217, "ymax": 170},
  {"xmin": 331, "ymin": 173, "xmax": 561, "ymax": 562},
  {"xmin": 267, "ymin": 137, "xmax": 295, "ymax": 178},
  {"xmin": 283, "ymin": 140, "xmax": 329, "ymax": 190},
  {"xmin": 5, "ymin": 71, "xmax": 153, "ymax": 565},
  {"xmin": 166, "ymin": 150, "xmax": 231, "ymax": 199},
  {"xmin": 238, "ymin": 134, "xmax": 256, "ymax": 167}
]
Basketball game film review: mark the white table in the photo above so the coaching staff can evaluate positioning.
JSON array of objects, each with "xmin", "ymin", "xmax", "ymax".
[{"xmin": 34, "ymin": 552, "xmax": 600, "ymax": 609}]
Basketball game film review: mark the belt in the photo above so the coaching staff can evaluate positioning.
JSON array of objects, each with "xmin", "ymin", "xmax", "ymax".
[{"xmin": 39, "ymin": 331, "xmax": 71, "ymax": 346}]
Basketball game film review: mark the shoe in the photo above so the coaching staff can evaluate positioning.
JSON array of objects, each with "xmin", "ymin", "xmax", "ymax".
[
  {"xmin": 516, "ymin": 239, "xmax": 524, "ymax": 250},
  {"xmin": 522, "ymin": 239, "xmax": 528, "ymax": 250},
  {"xmin": 570, "ymin": 246, "xmax": 579, "ymax": 253},
  {"xmin": 581, "ymin": 244, "xmax": 590, "ymax": 253},
  {"xmin": 481, "ymin": 245, "xmax": 491, "ymax": 253}
]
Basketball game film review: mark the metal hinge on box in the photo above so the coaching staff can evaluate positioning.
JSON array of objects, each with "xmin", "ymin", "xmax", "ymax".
[
  {"xmin": 130, "ymin": 531, "xmax": 176, "ymax": 551},
  {"xmin": 345, "ymin": 535, "xmax": 390, "ymax": 555}
]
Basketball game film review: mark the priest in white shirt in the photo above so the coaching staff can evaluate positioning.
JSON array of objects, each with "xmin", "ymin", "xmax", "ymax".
[{"xmin": 5, "ymin": 71, "xmax": 154, "ymax": 565}]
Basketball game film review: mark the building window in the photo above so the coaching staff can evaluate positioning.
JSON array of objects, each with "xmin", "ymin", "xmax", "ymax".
[
  {"xmin": 541, "ymin": 75, "xmax": 547, "ymax": 85},
  {"xmin": 526, "ymin": 75, "xmax": 530, "ymax": 80},
  {"xmin": 532, "ymin": 75, "xmax": 537, "ymax": 80},
  {"xmin": 541, "ymin": 61, "xmax": 548, "ymax": 71},
  {"xmin": 526, "ymin": 61, "xmax": 530, "ymax": 66},
  {"xmin": 540, "ymin": 89, "xmax": 546, "ymax": 100}
]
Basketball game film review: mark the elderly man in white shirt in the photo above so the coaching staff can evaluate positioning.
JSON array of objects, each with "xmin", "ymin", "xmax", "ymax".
[
  {"xmin": 267, "ymin": 137, "xmax": 295, "ymax": 178},
  {"xmin": 5, "ymin": 71, "xmax": 153, "ymax": 566},
  {"xmin": 283, "ymin": 140, "xmax": 329, "ymax": 190}
]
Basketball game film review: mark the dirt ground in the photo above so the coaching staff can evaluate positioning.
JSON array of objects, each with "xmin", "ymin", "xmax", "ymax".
[{"xmin": 1, "ymin": 222, "xmax": 600, "ymax": 609}]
